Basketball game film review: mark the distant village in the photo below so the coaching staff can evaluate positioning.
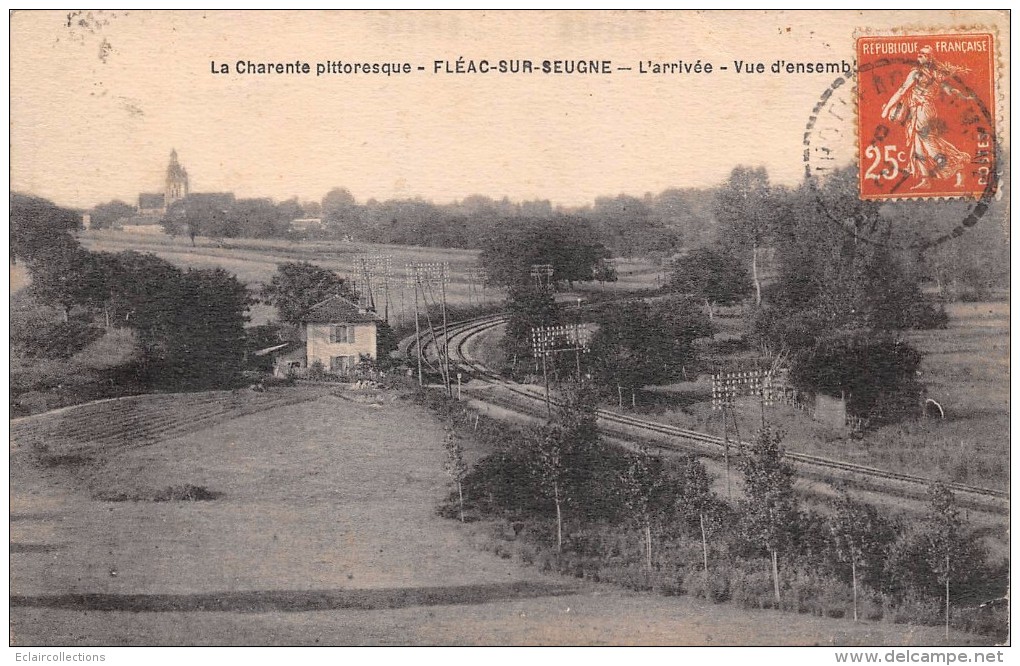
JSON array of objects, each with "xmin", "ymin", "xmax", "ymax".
[{"xmin": 84, "ymin": 150, "xmax": 323, "ymax": 235}]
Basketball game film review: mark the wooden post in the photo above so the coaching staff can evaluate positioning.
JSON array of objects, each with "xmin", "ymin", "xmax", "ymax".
[
  {"xmin": 441, "ymin": 272, "xmax": 452, "ymax": 399},
  {"xmin": 772, "ymin": 549, "xmax": 781, "ymax": 606},
  {"xmin": 945, "ymin": 554, "xmax": 950, "ymax": 640},
  {"xmin": 414, "ymin": 284, "xmax": 423, "ymax": 386},
  {"xmin": 542, "ymin": 354, "xmax": 551, "ymax": 419},
  {"xmin": 852, "ymin": 558, "xmax": 858, "ymax": 622},
  {"xmin": 645, "ymin": 523, "xmax": 652, "ymax": 571},
  {"xmin": 554, "ymin": 481, "xmax": 562, "ymax": 553},
  {"xmin": 722, "ymin": 404, "xmax": 731, "ymax": 500},
  {"xmin": 618, "ymin": 385, "xmax": 623, "ymax": 409},
  {"xmin": 700, "ymin": 513, "xmax": 709, "ymax": 573}
]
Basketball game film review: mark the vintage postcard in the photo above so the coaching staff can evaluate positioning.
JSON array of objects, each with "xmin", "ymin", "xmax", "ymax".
[{"xmin": 8, "ymin": 10, "xmax": 1011, "ymax": 656}]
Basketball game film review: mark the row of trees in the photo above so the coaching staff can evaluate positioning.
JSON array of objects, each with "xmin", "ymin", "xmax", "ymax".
[
  {"xmin": 314, "ymin": 187, "xmax": 712, "ymax": 256},
  {"xmin": 88, "ymin": 186, "xmax": 698, "ymax": 256},
  {"xmin": 655, "ymin": 167, "xmax": 957, "ymax": 424},
  {"xmin": 499, "ymin": 282, "xmax": 712, "ymax": 398},
  {"xmin": 12, "ymin": 193, "xmax": 253, "ymax": 391},
  {"xmin": 433, "ymin": 387, "xmax": 993, "ymax": 635},
  {"xmin": 162, "ymin": 195, "xmax": 305, "ymax": 242}
]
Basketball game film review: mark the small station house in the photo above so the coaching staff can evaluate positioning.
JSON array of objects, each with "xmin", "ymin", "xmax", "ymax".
[{"xmin": 301, "ymin": 295, "xmax": 381, "ymax": 374}]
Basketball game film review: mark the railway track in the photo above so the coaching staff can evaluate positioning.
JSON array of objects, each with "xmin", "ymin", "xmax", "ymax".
[{"xmin": 404, "ymin": 313, "xmax": 1009, "ymax": 514}]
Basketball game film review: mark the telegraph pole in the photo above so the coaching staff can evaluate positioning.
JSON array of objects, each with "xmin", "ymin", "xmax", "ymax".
[
  {"xmin": 407, "ymin": 261, "xmax": 450, "ymax": 395},
  {"xmin": 414, "ymin": 282, "xmax": 423, "ymax": 385}
]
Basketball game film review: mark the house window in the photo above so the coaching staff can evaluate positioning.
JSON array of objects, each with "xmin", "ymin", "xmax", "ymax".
[
  {"xmin": 331, "ymin": 356, "xmax": 353, "ymax": 373},
  {"xmin": 329, "ymin": 325, "xmax": 356, "ymax": 344}
]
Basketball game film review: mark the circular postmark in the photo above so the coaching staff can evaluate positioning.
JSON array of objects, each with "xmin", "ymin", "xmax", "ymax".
[{"xmin": 803, "ymin": 50, "xmax": 1001, "ymax": 252}]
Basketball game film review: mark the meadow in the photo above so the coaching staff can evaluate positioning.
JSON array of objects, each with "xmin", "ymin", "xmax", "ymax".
[
  {"xmin": 64, "ymin": 230, "xmax": 1014, "ymax": 493},
  {"xmin": 10, "ymin": 387, "xmax": 989, "ymax": 645},
  {"xmin": 81, "ymin": 230, "xmax": 504, "ymax": 327},
  {"xmin": 613, "ymin": 301, "xmax": 1010, "ymax": 494}
]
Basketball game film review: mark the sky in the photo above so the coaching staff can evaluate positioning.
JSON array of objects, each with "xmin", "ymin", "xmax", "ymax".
[{"xmin": 9, "ymin": 10, "xmax": 1010, "ymax": 210}]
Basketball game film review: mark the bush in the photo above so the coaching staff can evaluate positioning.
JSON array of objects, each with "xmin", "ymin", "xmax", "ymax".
[
  {"xmin": 728, "ymin": 564, "xmax": 777, "ymax": 610},
  {"xmin": 787, "ymin": 568, "xmax": 852, "ymax": 617},
  {"xmin": 792, "ymin": 333, "xmax": 923, "ymax": 425},
  {"xmin": 889, "ymin": 593, "xmax": 942, "ymax": 626},
  {"xmin": 12, "ymin": 318, "xmax": 104, "ymax": 359},
  {"xmin": 684, "ymin": 569, "xmax": 730, "ymax": 603}
]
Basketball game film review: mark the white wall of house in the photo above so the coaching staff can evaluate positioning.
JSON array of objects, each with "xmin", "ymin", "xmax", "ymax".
[{"xmin": 306, "ymin": 322, "xmax": 377, "ymax": 371}]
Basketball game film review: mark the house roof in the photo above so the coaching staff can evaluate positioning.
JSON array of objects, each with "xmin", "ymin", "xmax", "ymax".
[
  {"xmin": 138, "ymin": 193, "xmax": 165, "ymax": 209},
  {"xmin": 301, "ymin": 295, "xmax": 380, "ymax": 324}
]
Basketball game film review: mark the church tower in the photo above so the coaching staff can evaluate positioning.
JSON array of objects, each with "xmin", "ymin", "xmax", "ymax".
[{"xmin": 165, "ymin": 149, "xmax": 189, "ymax": 208}]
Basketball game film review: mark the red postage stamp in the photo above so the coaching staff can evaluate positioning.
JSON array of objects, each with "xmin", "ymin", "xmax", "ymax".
[{"xmin": 856, "ymin": 33, "xmax": 996, "ymax": 200}]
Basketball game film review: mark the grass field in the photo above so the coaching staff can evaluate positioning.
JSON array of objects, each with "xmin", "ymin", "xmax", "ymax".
[
  {"xmin": 80, "ymin": 230, "xmax": 506, "ymax": 327},
  {"xmin": 9, "ymin": 387, "xmax": 985, "ymax": 646},
  {"xmin": 78, "ymin": 230, "xmax": 662, "ymax": 326},
  {"xmin": 611, "ymin": 301, "xmax": 1010, "ymax": 495}
]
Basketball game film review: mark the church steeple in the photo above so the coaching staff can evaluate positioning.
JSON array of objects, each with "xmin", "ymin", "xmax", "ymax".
[{"xmin": 165, "ymin": 149, "xmax": 189, "ymax": 207}]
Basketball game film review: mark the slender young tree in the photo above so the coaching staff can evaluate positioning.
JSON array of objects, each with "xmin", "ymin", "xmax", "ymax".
[
  {"xmin": 443, "ymin": 428, "xmax": 468, "ymax": 523},
  {"xmin": 532, "ymin": 426, "xmax": 567, "ymax": 553},
  {"xmin": 740, "ymin": 426, "xmax": 798, "ymax": 607},
  {"xmin": 923, "ymin": 481, "xmax": 965, "ymax": 640},
  {"xmin": 617, "ymin": 449, "xmax": 670, "ymax": 570},
  {"xmin": 674, "ymin": 454, "xmax": 715, "ymax": 574},
  {"xmin": 830, "ymin": 490, "xmax": 885, "ymax": 622},
  {"xmin": 713, "ymin": 166, "xmax": 776, "ymax": 306}
]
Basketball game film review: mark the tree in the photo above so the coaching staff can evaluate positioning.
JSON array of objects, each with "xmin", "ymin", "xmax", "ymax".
[
  {"xmin": 922, "ymin": 482, "xmax": 975, "ymax": 640},
  {"xmin": 740, "ymin": 426, "xmax": 798, "ymax": 606},
  {"xmin": 531, "ymin": 425, "xmax": 568, "ymax": 553},
  {"xmin": 673, "ymin": 454, "xmax": 716, "ymax": 574},
  {"xmin": 151, "ymin": 268, "xmax": 252, "ymax": 389},
  {"xmin": 754, "ymin": 172, "xmax": 939, "ymax": 426},
  {"xmin": 480, "ymin": 216, "xmax": 610, "ymax": 288},
  {"xmin": 27, "ymin": 245, "xmax": 98, "ymax": 320},
  {"xmin": 500, "ymin": 282, "xmax": 559, "ymax": 373},
  {"xmin": 667, "ymin": 246, "xmax": 753, "ymax": 316},
  {"xmin": 593, "ymin": 258, "xmax": 618, "ymax": 287},
  {"xmin": 618, "ymin": 449, "xmax": 670, "ymax": 570},
  {"xmin": 321, "ymin": 188, "xmax": 361, "ymax": 237},
  {"xmin": 588, "ymin": 297, "xmax": 711, "ymax": 396},
  {"xmin": 88, "ymin": 200, "xmax": 135, "ymax": 230},
  {"xmin": 10, "ymin": 193, "xmax": 81, "ymax": 264},
  {"xmin": 443, "ymin": 428, "xmax": 468, "ymax": 522},
  {"xmin": 229, "ymin": 198, "xmax": 289, "ymax": 238},
  {"xmin": 162, "ymin": 193, "xmax": 236, "ymax": 242},
  {"xmin": 260, "ymin": 261, "xmax": 357, "ymax": 325},
  {"xmin": 714, "ymin": 166, "xmax": 777, "ymax": 306},
  {"xmin": 587, "ymin": 194, "xmax": 680, "ymax": 257},
  {"xmin": 791, "ymin": 332, "xmax": 922, "ymax": 424},
  {"xmin": 829, "ymin": 490, "xmax": 889, "ymax": 622},
  {"xmin": 375, "ymin": 321, "xmax": 400, "ymax": 368},
  {"xmin": 107, "ymin": 251, "xmax": 184, "ymax": 331}
]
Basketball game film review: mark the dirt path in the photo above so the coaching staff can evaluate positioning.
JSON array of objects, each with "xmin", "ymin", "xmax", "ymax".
[{"xmin": 9, "ymin": 392, "xmax": 982, "ymax": 646}]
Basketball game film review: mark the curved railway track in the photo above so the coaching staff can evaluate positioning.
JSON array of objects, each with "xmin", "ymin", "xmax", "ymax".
[{"xmin": 404, "ymin": 313, "xmax": 1008, "ymax": 514}]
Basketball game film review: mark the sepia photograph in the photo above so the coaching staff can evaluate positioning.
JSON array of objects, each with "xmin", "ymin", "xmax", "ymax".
[{"xmin": 7, "ymin": 9, "xmax": 1011, "ymax": 655}]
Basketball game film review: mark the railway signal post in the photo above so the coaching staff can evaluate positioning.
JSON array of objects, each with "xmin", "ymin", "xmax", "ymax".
[{"xmin": 531, "ymin": 323, "xmax": 593, "ymax": 420}]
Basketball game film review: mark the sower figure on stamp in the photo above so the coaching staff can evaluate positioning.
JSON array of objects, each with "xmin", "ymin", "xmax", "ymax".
[{"xmin": 880, "ymin": 46, "xmax": 971, "ymax": 190}]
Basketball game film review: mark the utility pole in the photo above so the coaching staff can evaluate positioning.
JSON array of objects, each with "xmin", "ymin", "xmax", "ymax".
[
  {"xmin": 407, "ymin": 261, "xmax": 450, "ymax": 395},
  {"xmin": 414, "ymin": 281, "xmax": 423, "ymax": 386}
]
